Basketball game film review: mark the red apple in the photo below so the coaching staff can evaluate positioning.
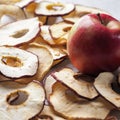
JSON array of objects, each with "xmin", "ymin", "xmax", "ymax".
[{"xmin": 67, "ymin": 13, "xmax": 120, "ymax": 74}]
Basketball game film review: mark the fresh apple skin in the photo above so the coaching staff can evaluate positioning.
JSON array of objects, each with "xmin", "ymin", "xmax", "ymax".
[{"xmin": 67, "ymin": 13, "xmax": 120, "ymax": 74}]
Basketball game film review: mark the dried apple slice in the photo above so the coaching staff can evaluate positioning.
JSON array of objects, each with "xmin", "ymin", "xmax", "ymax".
[
  {"xmin": 33, "ymin": 39, "xmax": 67, "ymax": 61},
  {"xmin": 0, "ymin": 81, "xmax": 45, "ymax": 120},
  {"xmin": 94, "ymin": 72, "xmax": 120, "ymax": 108},
  {"xmin": 27, "ymin": 44, "xmax": 53, "ymax": 80},
  {"xmin": 0, "ymin": 15, "xmax": 16, "ymax": 27},
  {"xmin": 0, "ymin": 4, "xmax": 25, "ymax": 20},
  {"xmin": 40, "ymin": 25, "xmax": 56, "ymax": 45},
  {"xmin": 0, "ymin": 46, "xmax": 38, "ymax": 79},
  {"xmin": 63, "ymin": 4, "xmax": 109, "ymax": 23},
  {"xmin": 49, "ymin": 82, "xmax": 114, "ymax": 119},
  {"xmin": 52, "ymin": 68, "xmax": 98, "ymax": 99},
  {"xmin": 38, "ymin": 105, "xmax": 66, "ymax": 120},
  {"xmin": 44, "ymin": 75, "xmax": 57, "ymax": 99},
  {"xmin": 0, "ymin": 17, "xmax": 40, "ymax": 46},
  {"xmin": 35, "ymin": 1, "xmax": 75, "ymax": 16},
  {"xmin": 54, "ymin": 32, "xmax": 69, "ymax": 45},
  {"xmin": 15, "ymin": 0, "xmax": 34, "ymax": 8},
  {"xmin": 49, "ymin": 21, "xmax": 73, "ymax": 39}
]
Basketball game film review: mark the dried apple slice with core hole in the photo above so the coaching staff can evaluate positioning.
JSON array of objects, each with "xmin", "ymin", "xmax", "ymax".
[
  {"xmin": 52, "ymin": 68, "xmax": 98, "ymax": 99},
  {"xmin": 49, "ymin": 82, "xmax": 114, "ymax": 119},
  {"xmin": 35, "ymin": 1, "xmax": 75, "ymax": 16},
  {"xmin": 0, "ymin": 4, "xmax": 25, "ymax": 20},
  {"xmin": 63, "ymin": 4, "xmax": 109, "ymax": 23},
  {"xmin": 0, "ymin": 17, "xmax": 40, "ymax": 46},
  {"xmin": 0, "ymin": 81, "xmax": 45, "ymax": 120},
  {"xmin": 49, "ymin": 21, "xmax": 73, "ymax": 39},
  {"xmin": 0, "ymin": 46, "xmax": 38, "ymax": 79},
  {"xmin": 16, "ymin": 44, "xmax": 53, "ymax": 84},
  {"xmin": 94, "ymin": 72, "xmax": 120, "ymax": 108},
  {"xmin": 38, "ymin": 105, "xmax": 66, "ymax": 120}
]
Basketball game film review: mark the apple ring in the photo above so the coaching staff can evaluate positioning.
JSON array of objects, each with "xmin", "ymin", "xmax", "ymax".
[
  {"xmin": 35, "ymin": 1, "xmax": 75, "ymax": 16},
  {"xmin": 0, "ymin": 17, "xmax": 40, "ymax": 46},
  {"xmin": 0, "ymin": 81, "xmax": 45, "ymax": 120},
  {"xmin": 0, "ymin": 46, "xmax": 38, "ymax": 78},
  {"xmin": 0, "ymin": 4, "xmax": 25, "ymax": 20}
]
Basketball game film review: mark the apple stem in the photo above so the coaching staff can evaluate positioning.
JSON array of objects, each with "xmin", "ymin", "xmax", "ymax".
[{"xmin": 97, "ymin": 13, "xmax": 104, "ymax": 24}]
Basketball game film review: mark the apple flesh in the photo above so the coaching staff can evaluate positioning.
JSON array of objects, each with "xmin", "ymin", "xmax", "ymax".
[{"xmin": 67, "ymin": 13, "xmax": 120, "ymax": 74}]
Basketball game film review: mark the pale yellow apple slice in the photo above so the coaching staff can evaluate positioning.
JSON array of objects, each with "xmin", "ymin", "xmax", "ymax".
[
  {"xmin": 63, "ymin": 4, "xmax": 109, "ymax": 23},
  {"xmin": 52, "ymin": 68, "xmax": 98, "ymax": 99},
  {"xmin": 0, "ymin": 17, "xmax": 40, "ymax": 46},
  {"xmin": 49, "ymin": 82, "xmax": 115, "ymax": 119},
  {"xmin": 49, "ymin": 21, "xmax": 73, "ymax": 39},
  {"xmin": 0, "ymin": 81, "xmax": 45, "ymax": 120},
  {"xmin": 0, "ymin": 46, "xmax": 38, "ymax": 79},
  {"xmin": 38, "ymin": 105, "xmax": 66, "ymax": 120},
  {"xmin": 35, "ymin": 1, "xmax": 75, "ymax": 16},
  {"xmin": 0, "ymin": 4, "xmax": 25, "ymax": 20},
  {"xmin": 94, "ymin": 72, "xmax": 120, "ymax": 108}
]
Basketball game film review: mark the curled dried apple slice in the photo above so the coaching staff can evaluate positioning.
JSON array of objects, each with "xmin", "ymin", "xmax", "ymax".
[
  {"xmin": 94, "ymin": 72, "xmax": 120, "ymax": 108},
  {"xmin": 0, "ymin": 81, "xmax": 45, "ymax": 120},
  {"xmin": 0, "ymin": 4, "xmax": 25, "ymax": 20},
  {"xmin": 52, "ymin": 68, "xmax": 98, "ymax": 99},
  {"xmin": 0, "ymin": 17, "xmax": 40, "ymax": 46},
  {"xmin": 0, "ymin": 46, "xmax": 38, "ymax": 78},
  {"xmin": 35, "ymin": 1, "xmax": 75, "ymax": 16},
  {"xmin": 63, "ymin": 4, "xmax": 109, "ymax": 23},
  {"xmin": 49, "ymin": 82, "xmax": 114, "ymax": 119},
  {"xmin": 49, "ymin": 21, "xmax": 73, "ymax": 39}
]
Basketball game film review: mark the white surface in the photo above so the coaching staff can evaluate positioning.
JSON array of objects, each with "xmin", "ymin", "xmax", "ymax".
[{"xmin": 53, "ymin": 0, "xmax": 120, "ymax": 20}]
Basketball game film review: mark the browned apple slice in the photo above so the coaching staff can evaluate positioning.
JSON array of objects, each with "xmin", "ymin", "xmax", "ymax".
[
  {"xmin": 52, "ymin": 68, "xmax": 98, "ymax": 99},
  {"xmin": 0, "ymin": 17, "xmax": 40, "ymax": 46},
  {"xmin": 63, "ymin": 4, "xmax": 109, "ymax": 23},
  {"xmin": 0, "ymin": 46, "xmax": 38, "ymax": 78},
  {"xmin": 49, "ymin": 21, "xmax": 73, "ymax": 39},
  {"xmin": 0, "ymin": 4, "xmax": 25, "ymax": 20},
  {"xmin": 49, "ymin": 82, "xmax": 114, "ymax": 119},
  {"xmin": 35, "ymin": 1, "xmax": 75, "ymax": 16},
  {"xmin": 94, "ymin": 72, "xmax": 120, "ymax": 108},
  {"xmin": 0, "ymin": 81, "xmax": 45, "ymax": 120},
  {"xmin": 38, "ymin": 105, "xmax": 66, "ymax": 120}
]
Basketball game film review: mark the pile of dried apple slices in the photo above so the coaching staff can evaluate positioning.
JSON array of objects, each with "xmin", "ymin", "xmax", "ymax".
[{"xmin": 0, "ymin": 0, "xmax": 119, "ymax": 119}]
